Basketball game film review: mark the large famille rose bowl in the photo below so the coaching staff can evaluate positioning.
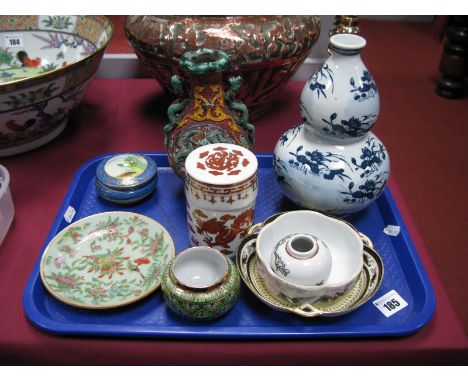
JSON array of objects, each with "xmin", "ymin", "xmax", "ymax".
[
  {"xmin": 0, "ymin": 16, "xmax": 113, "ymax": 156},
  {"xmin": 125, "ymin": 16, "xmax": 320, "ymax": 121}
]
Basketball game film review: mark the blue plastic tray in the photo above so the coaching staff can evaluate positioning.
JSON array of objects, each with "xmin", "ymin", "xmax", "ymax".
[{"xmin": 23, "ymin": 153, "xmax": 435, "ymax": 338}]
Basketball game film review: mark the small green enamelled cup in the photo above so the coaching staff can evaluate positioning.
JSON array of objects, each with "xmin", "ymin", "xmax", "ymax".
[{"xmin": 161, "ymin": 246, "xmax": 240, "ymax": 321}]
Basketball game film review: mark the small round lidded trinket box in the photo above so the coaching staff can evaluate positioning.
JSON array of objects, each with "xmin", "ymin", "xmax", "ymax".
[
  {"xmin": 95, "ymin": 153, "xmax": 158, "ymax": 204},
  {"xmin": 184, "ymin": 143, "xmax": 258, "ymax": 257}
]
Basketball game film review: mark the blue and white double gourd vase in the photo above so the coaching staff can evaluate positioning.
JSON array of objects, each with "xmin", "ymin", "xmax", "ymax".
[{"xmin": 274, "ymin": 34, "xmax": 390, "ymax": 215}]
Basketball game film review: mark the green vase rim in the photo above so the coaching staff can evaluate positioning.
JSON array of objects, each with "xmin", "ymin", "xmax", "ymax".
[{"xmin": 180, "ymin": 49, "xmax": 231, "ymax": 75}]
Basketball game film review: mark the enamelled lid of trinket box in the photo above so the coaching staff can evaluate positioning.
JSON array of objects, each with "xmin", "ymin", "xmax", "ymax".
[
  {"xmin": 96, "ymin": 153, "xmax": 157, "ymax": 190},
  {"xmin": 185, "ymin": 143, "xmax": 258, "ymax": 186}
]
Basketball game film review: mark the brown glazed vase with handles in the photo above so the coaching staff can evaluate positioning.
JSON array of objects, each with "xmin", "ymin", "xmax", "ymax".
[
  {"xmin": 125, "ymin": 15, "xmax": 321, "ymax": 121},
  {"xmin": 164, "ymin": 49, "xmax": 255, "ymax": 179}
]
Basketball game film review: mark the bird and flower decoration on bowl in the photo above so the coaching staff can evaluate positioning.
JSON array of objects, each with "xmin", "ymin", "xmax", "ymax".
[{"xmin": 0, "ymin": 15, "xmax": 113, "ymax": 156}]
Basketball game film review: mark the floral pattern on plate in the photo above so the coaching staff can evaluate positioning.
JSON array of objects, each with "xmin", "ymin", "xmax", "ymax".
[{"xmin": 40, "ymin": 211, "xmax": 175, "ymax": 309}]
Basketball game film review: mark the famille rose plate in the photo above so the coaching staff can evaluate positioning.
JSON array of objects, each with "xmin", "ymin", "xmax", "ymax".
[
  {"xmin": 40, "ymin": 211, "xmax": 175, "ymax": 309},
  {"xmin": 236, "ymin": 233, "xmax": 384, "ymax": 318}
]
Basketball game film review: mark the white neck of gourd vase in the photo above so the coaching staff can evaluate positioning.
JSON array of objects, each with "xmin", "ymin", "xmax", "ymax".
[{"xmin": 327, "ymin": 51, "xmax": 364, "ymax": 66}]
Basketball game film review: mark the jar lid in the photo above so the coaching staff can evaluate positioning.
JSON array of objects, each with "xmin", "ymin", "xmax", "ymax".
[
  {"xmin": 96, "ymin": 153, "xmax": 157, "ymax": 190},
  {"xmin": 185, "ymin": 143, "xmax": 258, "ymax": 186}
]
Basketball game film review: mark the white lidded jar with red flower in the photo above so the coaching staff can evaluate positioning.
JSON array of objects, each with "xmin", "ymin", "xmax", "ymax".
[
  {"xmin": 273, "ymin": 34, "xmax": 390, "ymax": 215},
  {"xmin": 184, "ymin": 143, "xmax": 258, "ymax": 257}
]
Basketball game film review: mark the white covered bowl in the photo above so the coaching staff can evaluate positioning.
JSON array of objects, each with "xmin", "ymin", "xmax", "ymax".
[{"xmin": 256, "ymin": 210, "xmax": 363, "ymax": 302}]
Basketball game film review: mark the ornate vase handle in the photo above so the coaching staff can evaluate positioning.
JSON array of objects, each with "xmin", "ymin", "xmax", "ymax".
[
  {"xmin": 226, "ymin": 76, "xmax": 255, "ymax": 146},
  {"xmin": 164, "ymin": 75, "xmax": 189, "ymax": 147},
  {"xmin": 179, "ymin": 48, "xmax": 231, "ymax": 74}
]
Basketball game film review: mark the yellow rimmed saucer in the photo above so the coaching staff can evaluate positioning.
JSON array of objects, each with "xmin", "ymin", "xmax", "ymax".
[{"xmin": 236, "ymin": 233, "xmax": 383, "ymax": 318}]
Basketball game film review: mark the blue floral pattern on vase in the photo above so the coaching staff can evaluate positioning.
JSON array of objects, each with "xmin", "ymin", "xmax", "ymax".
[
  {"xmin": 288, "ymin": 145, "xmax": 351, "ymax": 181},
  {"xmin": 273, "ymin": 124, "xmax": 390, "ymax": 215},
  {"xmin": 308, "ymin": 64, "xmax": 334, "ymax": 98},
  {"xmin": 341, "ymin": 171, "xmax": 389, "ymax": 205},
  {"xmin": 278, "ymin": 124, "xmax": 303, "ymax": 147},
  {"xmin": 351, "ymin": 136, "xmax": 387, "ymax": 178},
  {"xmin": 274, "ymin": 34, "xmax": 390, "ymax": 215},
  {"xmin": 273, "ymin": 153, "xmax": 290, "ymax": 188},
  {"xmin": 350, "ymin": 70, "xmax": 378, "ymax": 102},
  {"xmin": 321, "ymin": 113, "xmax": 377, "ymax": 139}
]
